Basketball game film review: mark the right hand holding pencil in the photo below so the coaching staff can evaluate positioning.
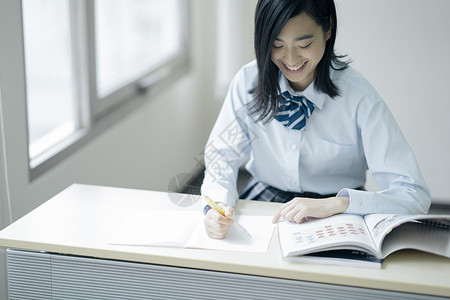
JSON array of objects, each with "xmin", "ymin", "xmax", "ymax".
[{"xmin": 204, "ymin": 202, "xmax": 234, "ymax": 239}]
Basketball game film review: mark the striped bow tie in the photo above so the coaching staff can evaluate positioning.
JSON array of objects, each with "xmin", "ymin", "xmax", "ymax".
[{"xmin": 275, "ymin": 91, "xmax": 315, "ymax": 130}]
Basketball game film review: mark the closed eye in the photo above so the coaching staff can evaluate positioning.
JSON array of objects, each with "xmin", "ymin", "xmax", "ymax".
[{"xmin": 300, "ymin": 42, "xmax": 312, "ymax": 49}]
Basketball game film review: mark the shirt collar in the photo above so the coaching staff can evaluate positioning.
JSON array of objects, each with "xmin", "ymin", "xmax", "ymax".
[{"xmin": 278, "ymin": 69, "xmax": 335, "ymax": 110}]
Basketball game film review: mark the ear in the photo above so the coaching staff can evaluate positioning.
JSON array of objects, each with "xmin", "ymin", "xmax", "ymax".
[
  {"xmin": 325, "ymin": 28, "xmax": 332, "ymax": 41},
  {"xmin": 325, "ymin": 16, "xmax": 333, "ymax": 41}
]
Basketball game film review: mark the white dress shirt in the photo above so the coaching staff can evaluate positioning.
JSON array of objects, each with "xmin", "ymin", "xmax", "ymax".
[{"xmin": 201, "ymin": 60, "xmax": 431, "ymax": 215}]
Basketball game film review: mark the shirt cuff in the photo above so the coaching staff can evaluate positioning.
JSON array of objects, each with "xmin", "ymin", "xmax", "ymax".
[
  {"xmin": 203, "ymin": 204, "xmax": 212, "ymax": 215},
  {"xmin": 338, "ymin": 188, "xmax": 372, "ymax": 215},
  {"xmin": 201, "ymin": 182, "xmax": 238, "ymax": 207}
]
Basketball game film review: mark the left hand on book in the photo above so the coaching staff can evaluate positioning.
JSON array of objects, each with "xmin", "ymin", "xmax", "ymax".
[{"xmin": 272, "ymin": 197, "xmax": 350, "ymax": 224}]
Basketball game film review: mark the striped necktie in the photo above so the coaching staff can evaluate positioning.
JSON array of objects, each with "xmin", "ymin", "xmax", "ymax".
[{"xmin": 275, "ymin": 91, "xmax": 315, "ymax": 130}]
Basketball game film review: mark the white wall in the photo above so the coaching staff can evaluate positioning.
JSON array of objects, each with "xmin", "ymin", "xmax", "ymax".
[
  {"xmin": 335, "ymin": 0, "xmax": 450, "ymax": 203},
  {"xmin": 215, "ymin": 0, "xmax": 257, "ymax": 99}
]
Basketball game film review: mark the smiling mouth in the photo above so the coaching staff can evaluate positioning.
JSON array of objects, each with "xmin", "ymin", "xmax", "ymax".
[{"xmin": 283, "ymin": 61, "xmax": 307, "ymax": 72}]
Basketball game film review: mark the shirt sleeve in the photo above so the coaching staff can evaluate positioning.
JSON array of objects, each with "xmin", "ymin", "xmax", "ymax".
[
  {"xmin": 200, "ymin": 69, "xmax": 252, "ymax": 207},
  {"xmin": 339, "ymin": 96, "xmax": 431, "ymax": 215}
]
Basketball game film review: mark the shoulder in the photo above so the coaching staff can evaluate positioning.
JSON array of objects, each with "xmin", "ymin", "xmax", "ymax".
[
  {"xmin": 240, "ymin": 59, "xmax": 258, "ymax": 73},
  {"xmin": 227, "ymin": 60, "xmax": 258, "ymax": 103},
  {"xmin": 234, "ymin": 59, "xmax": 258, "ymax": 84},
  {"xmin": 332, "ymin": 66, "xmax": 380, "ymax": 101},
  {"xmin": 219, "ymin": 60, "xmax": 258, "ymax": 109},
  {"xmin": 331, "ymin": 66, "xmax": 393, "ymax": 126},
  {"xmin": 329, "ymin": 66, "xmax": 387, "ymax": 116}
]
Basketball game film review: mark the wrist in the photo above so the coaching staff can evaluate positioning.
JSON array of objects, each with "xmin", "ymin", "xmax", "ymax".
[{"xmin": 335, "ymin": 196, "xmax": 350, "ymax": 213}]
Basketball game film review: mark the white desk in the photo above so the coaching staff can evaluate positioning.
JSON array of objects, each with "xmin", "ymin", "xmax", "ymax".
[{"xmin": 1, "ymin": 184, "xmax": 449, "ymax": 299}]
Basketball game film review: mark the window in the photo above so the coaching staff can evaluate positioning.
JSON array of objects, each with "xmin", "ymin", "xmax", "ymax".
[
  {"xmin": 22, "ymin": 0, "xmax": 80, "ymax": 166},
  {"xmin": 95, "ymin": 0, "xmax": 183, "ymax": 98},
  {"xmin": 22, "ymin": 0, "xmax": 189, "ymax": 177}
]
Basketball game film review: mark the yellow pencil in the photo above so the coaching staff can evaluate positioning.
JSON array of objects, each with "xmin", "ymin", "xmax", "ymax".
[{"xmin": 205, "ymin": 196, "xmax": 227, "ymax": 217}]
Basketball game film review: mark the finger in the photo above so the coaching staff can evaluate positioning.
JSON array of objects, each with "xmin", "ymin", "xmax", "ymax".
[
  {"xmin": 213, "ymin": 203, "xmax": 234, "ymax": 222},
  {"xmin": 207, "ymin": 209, "xmax": 233, "ymax": 225},
  {"xmin": 207, "ymin": 221, "xmax": 231, "ymax": 234},
  {"xmin": 272, "ymin": 202, "xmax": 295, "ymax": 223},
  {"xmin": 280, "ymin": 203, "xmax": 297, "ymax": 221},
  {"xmin": 224, "ymin": 206, "xmax": 234, "ymax": 219},
  {"xmin": 206, "ymin": 218, "xmax": 230, "ymax": 237},
  {"xmin": 285, "ymin": 202, "xmax": 307, "ymax": 221},
  {"xmin": 204, "ymin": 219, "xmax": 229, "ymax": 239},
  {"xmin": 218, "ymin": 203, "xmax": 234, "ymax": 220},
  {"xmin": 206, "ymin": 229, "xmax": 227, "ymax": 239},
  {"xmin": 204, "ymin": 214, "xmax": 233, "ymax": 231},
  {"xmin": 272, "ymin": 209, "xmax": 282, "ymax": 224},
  {"xmin": 284, "ymin": 208, "xmax": 299, "ymax": 222},
  {"xmin": 206, "ymin": 225, "xmax": 228, "ymax": 238},
  {"xmin": 293, "ymin": 211, "xmax": 307, "ymax": 224}
]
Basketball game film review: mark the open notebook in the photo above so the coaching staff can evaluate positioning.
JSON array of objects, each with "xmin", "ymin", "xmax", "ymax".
[{"xmin": 109, "ymin": 210, "xmax": 275, "ymax": 252}]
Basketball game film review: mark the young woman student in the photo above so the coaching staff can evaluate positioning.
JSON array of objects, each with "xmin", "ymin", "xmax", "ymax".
[{"xmin": 201, "ymin": 0, "xmax": 430, "ymax": 239}]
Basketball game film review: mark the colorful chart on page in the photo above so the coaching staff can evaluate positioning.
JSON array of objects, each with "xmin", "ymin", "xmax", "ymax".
[{"xmin": 293, "ymin": 222, "xmax": 367, "ymax": 245}]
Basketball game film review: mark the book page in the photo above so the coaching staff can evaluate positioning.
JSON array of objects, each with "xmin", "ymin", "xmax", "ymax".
[
  {"xmin": 108, "ymin": 210, "xmax": 275, "ymax": 253},
  {"xmin": 108, "ymin": 211, "xmax": 200, "ymax": 247},
  {"xmin": 364, "ymin": 214, "xmax": 406, "ymax": 248},
  {"xmin": 364, "ymin": 214, "xmax": 450, "ymax": 250},
  {"xmin": 277, "ymin": 214, "xmax": 378, "ymax": 258},
  {"xmin": 380, "ymin": 219, "xmax": 450, "ymax": 258},
  {"xmin": 186, "ymin": 215, "xmax": 275, "ymax": 252}
]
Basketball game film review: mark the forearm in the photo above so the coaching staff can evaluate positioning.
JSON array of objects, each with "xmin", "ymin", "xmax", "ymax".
[{"xmin": 339, "ymin": 187, "xmax": 430, "ymax": 215}]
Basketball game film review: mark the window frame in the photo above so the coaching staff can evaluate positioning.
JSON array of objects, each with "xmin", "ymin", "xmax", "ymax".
[{"xmin": 27, "ymin": 0, "xmax": 191, "ymax": 180}]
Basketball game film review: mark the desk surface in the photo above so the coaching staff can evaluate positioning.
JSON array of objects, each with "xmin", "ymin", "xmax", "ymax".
[{"xmin": 0, "ymin": 184, "xmax": 449, "ymax": 297}]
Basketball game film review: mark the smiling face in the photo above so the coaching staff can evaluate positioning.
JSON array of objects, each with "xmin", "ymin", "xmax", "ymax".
[{"xmin": 271, "ymin": 12, "xmax": 331, "ymax": 91}]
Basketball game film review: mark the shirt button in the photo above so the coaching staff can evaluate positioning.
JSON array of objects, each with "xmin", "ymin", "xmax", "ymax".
[{"xmin": 291, "ymin": 144, "xmax": 298, "ymax": 150}]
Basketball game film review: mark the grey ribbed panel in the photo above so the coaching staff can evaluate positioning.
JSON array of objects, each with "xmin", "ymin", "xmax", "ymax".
[
  {"xmin": 6, "ymin": 249, "xmax": 52, "ymax": 300},
  {"xmin": 7, "ymin": 249, "xmax": 448, "ymax": 300}
]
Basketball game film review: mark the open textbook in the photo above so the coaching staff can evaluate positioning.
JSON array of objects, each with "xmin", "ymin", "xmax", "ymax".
[
  {"xmin": 109, "ymin": 211, "xmax": 275, "ymax": 252},
  {"xmin": 277, "ymin": 213, "xmax": 450, "ymax": 268}
]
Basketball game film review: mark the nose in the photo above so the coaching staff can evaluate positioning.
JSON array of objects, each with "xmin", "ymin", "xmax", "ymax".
[{"xmin": 284, "ymin": 46, "xmax": 299, "ymax": 65}]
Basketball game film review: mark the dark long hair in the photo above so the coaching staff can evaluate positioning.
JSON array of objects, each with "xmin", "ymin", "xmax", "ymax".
[{"xmin": 248, "ymin": 0, "xmax": 349, "ymax": 122}]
